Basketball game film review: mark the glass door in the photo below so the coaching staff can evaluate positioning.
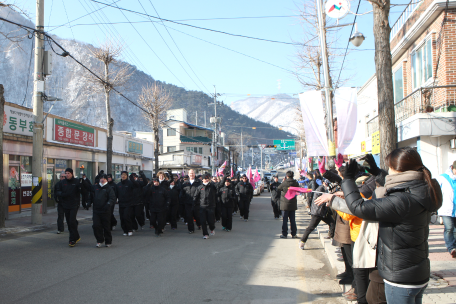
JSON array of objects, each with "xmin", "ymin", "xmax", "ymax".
[{"xmin": 8, "ymin": 163, "xmax": 20, "ymax": 212}]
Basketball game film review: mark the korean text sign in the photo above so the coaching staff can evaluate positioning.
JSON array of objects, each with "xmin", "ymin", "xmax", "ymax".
[
  {"xmin": 3, "ymin": 105, "xmax": 35, "ymax": 136},
  {"xmin": 54, "ymin": 118, "xmax": 95, "ymax": 147},
  {"xmin": 127, "ymin": 141, "xmax": 143, "ymax": 155}
]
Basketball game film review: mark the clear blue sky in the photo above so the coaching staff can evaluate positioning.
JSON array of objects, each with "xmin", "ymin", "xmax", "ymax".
[{"xmin": 14, "ymin": 0, "xmax": 410, "ymax": 104}]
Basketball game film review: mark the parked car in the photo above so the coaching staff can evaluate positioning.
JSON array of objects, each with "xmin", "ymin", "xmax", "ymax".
[{"xmin": 270, "ymin": 170, "xmax": 277, "ymax": 176}]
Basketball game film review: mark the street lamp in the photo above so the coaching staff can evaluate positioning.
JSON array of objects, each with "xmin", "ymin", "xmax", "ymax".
[{"xmin": 349, "ymin": 23, "xmax": 365, "ymax": 47}]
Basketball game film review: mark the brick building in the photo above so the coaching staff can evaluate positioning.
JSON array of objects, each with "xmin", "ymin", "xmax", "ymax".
[{"xmin": 357, "ymin": 0, "xmax": 456, "ymax": 176}]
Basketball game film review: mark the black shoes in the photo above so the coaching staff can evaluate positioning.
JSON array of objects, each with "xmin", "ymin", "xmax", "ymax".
[
  {"xmin": 336, "ymin": 271, "xmax": 352, "ymax": 279},
  {"xmin": 279, "ymin": 235, "xmax": 287, "ymax": 239}
]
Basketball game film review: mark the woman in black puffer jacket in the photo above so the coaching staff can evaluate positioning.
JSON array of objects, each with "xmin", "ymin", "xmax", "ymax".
[{"xmin": 341, "ymin": 148, "xmax": 442, "ymax": 304}]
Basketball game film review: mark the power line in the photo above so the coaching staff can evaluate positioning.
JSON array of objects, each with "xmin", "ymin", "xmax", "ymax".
[
  {"xmin": 334, "ymin": 0, "xmax": 361, "ymax": 90},
  {"xmin": 107, "ymin": 1, "xmax": 188, "ymax": 89},
  {"xmin": 62, "ymin": 0, "xmax": 76, "ymax": 40},
  {"xmin": 89, "ymin": 0, "xmax": 301, "ymax": 46},
  {"xmin": 0, "ymin": 15, "xmax": 156, "ymax": 117},
  {"xmin": 143, "ymin": 0, "xmax": 211, "ymax": 94},
  {"xmin": 48, "ymin": 0, "xmax": 121, "ymax": 32}
]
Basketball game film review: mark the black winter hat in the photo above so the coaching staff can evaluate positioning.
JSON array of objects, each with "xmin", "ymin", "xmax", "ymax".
[
  {"xmin": 99, "ymin": 174, "xmax": 108, "ymax": 180},
  {"xmin": 65, "ymin": 168, "xmax": 73, "ymax": 174},
  {"xmin": 107, "ymin": 174, "xmax": 113, "ymax": 178},
  {"xmin": 202, "ymin": 174, "xmax": 211, "ymax": 180},
  {"xmin": 121, "ymin": 171, "xmax": 128, "ymax": 175},
  {"xmin": 152, "ymin": 177, "xmax": 159, "ymax": 182}
]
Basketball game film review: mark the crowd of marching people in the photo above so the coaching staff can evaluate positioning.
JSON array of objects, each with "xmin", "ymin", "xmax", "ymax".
[
  {"xmin": 54, "ymin": 168, "xmax": 254, "ymax": 247},
  {"xmin": 272, "ymin": 148, "xmax": 442, "ymax": 304}
]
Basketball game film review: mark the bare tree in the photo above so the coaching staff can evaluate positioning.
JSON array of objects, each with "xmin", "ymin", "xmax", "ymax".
[
  {"xmin": 84, "ymin": 39, "xmax": 132, "ymax": 174},
  {"xmin": 138, "ymin": 83, "xmax": 171, "ymax": 175},
  {"xmin": 369, "ymin": 0, "xmax": 395, "ymax": 169},
  {"xmin": 0, "ymin": 2, "xmax": 32, "ymax": 57}
]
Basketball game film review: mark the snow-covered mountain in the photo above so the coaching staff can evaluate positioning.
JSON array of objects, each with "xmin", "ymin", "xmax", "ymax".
[{"xmin": 230, "ymin": 94, "xmax": 300, "ymax": 133}]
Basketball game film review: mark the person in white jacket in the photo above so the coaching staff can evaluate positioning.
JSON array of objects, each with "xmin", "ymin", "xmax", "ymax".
[{"xmin": 436, "ymin": 161, "xmax": 456, "ymax": 257}]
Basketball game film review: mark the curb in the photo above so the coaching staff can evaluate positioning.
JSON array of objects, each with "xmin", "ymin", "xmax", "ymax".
[
  {"xmin": 316, "ymin": 224, "xmax": 352, "ymax": 293},
  {"xmin": 0, "ymin": 216, "xmax": 93, "ymax": 236}
]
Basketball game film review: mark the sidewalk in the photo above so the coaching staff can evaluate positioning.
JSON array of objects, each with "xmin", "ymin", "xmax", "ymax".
[
  {"xmin": 0, "ymin": 207, "xmax": 93, "ymax": 237},
  {"xmin": 315, "ymin": 222, "xmax": 456, "ymax": 304}
]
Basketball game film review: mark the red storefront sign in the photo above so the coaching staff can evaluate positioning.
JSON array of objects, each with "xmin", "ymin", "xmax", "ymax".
[{"xmin": 54, "ymin": 118, "xmax": 95, "ymax": 147}]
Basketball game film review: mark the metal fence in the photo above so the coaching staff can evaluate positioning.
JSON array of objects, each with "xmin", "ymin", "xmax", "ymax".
[
  {"xmin": 390, "ymin": 0, "xmax": 424, "ymax": 41},
  {"xmin": 366, "ymin": 85, "xmax": 456, "ymax": 136}
]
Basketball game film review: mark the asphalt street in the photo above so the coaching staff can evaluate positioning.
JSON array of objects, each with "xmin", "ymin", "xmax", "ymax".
[{"xmin": 0, "ymin": 190, "xmax": 346, "ymax": 304}]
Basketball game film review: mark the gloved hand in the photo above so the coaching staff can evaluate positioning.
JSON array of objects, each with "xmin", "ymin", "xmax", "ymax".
[
  {"xmin": 318, "ymin": 157, "xmax": 326, "ymax": 174},
  {"xmin": 343, "ymin": 159, "xmax": 359, "ymax": 180},
  {"xmin": 335, "ymin": 153, "xmax": 344, "ymax": 168},
  {"xmin": 360, "ymin": 154, "xmax": 381, "ymax": 175}
]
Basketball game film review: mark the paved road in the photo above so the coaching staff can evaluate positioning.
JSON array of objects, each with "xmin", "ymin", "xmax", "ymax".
[{"xmin": 0, "ymin": 192, "xmax": 346, "ymax": 304}]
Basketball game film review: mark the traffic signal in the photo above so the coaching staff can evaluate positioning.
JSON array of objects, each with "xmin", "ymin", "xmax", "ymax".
[{"xmin": 265, "ymin": 145, "xmax": 277, "ymax": 148}]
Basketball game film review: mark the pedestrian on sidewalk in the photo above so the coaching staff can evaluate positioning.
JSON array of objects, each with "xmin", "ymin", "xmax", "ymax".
[
  {"xmin": 340, "ymin": 148, "xmax": 442, "ymax": 304},
  {"xmin": 436, "ymin": 161, "xmax": 456, "ymax": 258},
  {"xmin": 55, "ymin": 168, "xmax": 91, "ymax": 247},
  {"xmin": 235, "ymin": 175, "xmax": 254, "ymax": 221},
  {"xmin": 130, "ymin": 172, "xmax": 148, "ymax": 231},
  {"xmin": 144, "ymin": 178, "xmax": 170, "ymax": 236},
  {"xmin": 88, "ymin": 174, "xmax": 116, "ymax": 247},
  {"xmin": 193, "ymin": 174, "xmax": 221, "ymax": 239},
  {"xmin": 167, "ymin": 179, "xmax": 180, "ymax": 230},
  {"xmin": 115, "ymin": 171, "xmax": 141, "ymax": 237},
  {"xmin": 269, "ymin": 175, "xmax": 282, "ymax": 219},
  {"xmin": 278, "ymin": 171, "xmax": 299, "ymax": 239}
]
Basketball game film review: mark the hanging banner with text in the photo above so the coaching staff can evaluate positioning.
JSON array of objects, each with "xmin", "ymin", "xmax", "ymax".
[
  {"xmin": 299, "ymin": 91, "xmax": 329, "ymax": 156},
  {"xmin": 335, "ymin": 87, "xmax": 362, "ymax": 155},
  {"xmin": 54, "ymin": 118, "xmax": 95, "ymax": 147}
]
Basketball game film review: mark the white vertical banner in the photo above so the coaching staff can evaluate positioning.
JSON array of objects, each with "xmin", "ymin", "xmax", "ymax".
[
  {"xmin": 335, "ymin": 87, "xmax": 361, "ymax": 155},
  {"xmin": 299, "ymin": 91, "xmax": 329, "ymax": 156}
]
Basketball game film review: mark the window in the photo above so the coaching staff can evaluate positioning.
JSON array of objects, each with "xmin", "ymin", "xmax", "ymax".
[
  {"xmin": 393, "ymin": 67, "xmax": 404, "ymax": 102},
  {"xmin": 412, "ymin": 39, "xmax": 433, "ymax": 88},
  {"xmin": 167, "ymin": 146, "xmax": 176, "ymax": 152},
  {"xmin": 199, "ymin": 147, "xmax": 203, "ymax": 154},
  {"xmin": 167, "ymin": 128, "xmax": 176, "ymax": 136}
]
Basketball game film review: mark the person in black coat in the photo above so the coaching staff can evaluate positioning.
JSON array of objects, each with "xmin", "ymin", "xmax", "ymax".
[
  {"xmin": 106, "ymin": 174, "xmax": 118, "ymax": 230},
  {"xmin": 269, "ymin": 176, "xmax": 282, "ymax": 219},
  {"xmin": 193, "ymin": 173, "xmax": 220, "ymax": 239},
  {"xmin": 88, "ymin": 174, "xmax": 116, "ymax": 247},
  {"xmin": 277, "ymin": 171, "xmax": 300, "ymax": 238},
  {"xmin": 218, "ymin": 177, "xmax": 235, "ymax": 231},
  {"xmin": 54, "ymin": 173, "xmax": 66, "ymax": 234},
  {"xmin": 130, "ymin": 172, "xmax": 148, "ymax": 231},
  {"xmin": 80, "ymin": 174, "xmax": 91, "ymax": 210},
  {"xmin": 55, "ymin": 168, "xmax": 91, "ymax": 247},
  {"xmin": 167, "ymin": 179, "xmax": 180, "ymax": 230},
  {"xmin": 230, "ymin": 177, "xmax": 239, "ymax": 214},
  {"xmin": 235, "ymin": 175, "xmax": 254, "ymax": 221},
  {"xmin": 340, "ymin": 148, "xmax": 443, "ymax": 304},
  {"xmin": 143, "ymin": 178, "xmax": 170, "ymax": 236},
  {"xmin": 115, "ymin": 171, "xmax": 142, "ymax": 236},
  {"xmin": 179, "ymin": 169, "xmax": 202, "ymax": 233}
]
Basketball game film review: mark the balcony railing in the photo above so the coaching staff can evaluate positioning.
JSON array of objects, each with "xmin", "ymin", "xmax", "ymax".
[
  {"xmin": 390, "ymin": 0, "xmax": 424, "ymax": 41},
  {"xmin": 367, "ymin": 85, "xmax": 456, "ymax": 135}
]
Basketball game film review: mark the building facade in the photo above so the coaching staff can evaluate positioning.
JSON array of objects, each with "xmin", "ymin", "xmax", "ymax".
[
  {"xmin": 357, "ymin": 0, "xmax": 456, "ymax": 176},
  {"xmin": 3, "ymin": 103, "xmax": 154, "ymax": 216}
]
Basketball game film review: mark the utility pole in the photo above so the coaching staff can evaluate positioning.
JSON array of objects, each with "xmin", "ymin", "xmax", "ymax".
[
  {"xmin": 241, "ymin": 130, "xmax": 244, "ymax": 169},
  {"xmin": 317, "ymin": 0, "xmax": 335, "ymax": 156},
  {"xmin": 251, "ymin": 148, "xmax": 253, "ymax": 166},
  {"xmin": 260, "ymin": 146, "xmax": 263, "ymax": 171},
  {"xmin": 31, "ymin": 0, "xmax": 44, "ymax": 224},
  {"xmin": 210, "ymin": 86, "xmax": 218, "ymax": 176},
  {"xmin": 0, "ymin": 85, "xmax": 5, "ymax": 227}
]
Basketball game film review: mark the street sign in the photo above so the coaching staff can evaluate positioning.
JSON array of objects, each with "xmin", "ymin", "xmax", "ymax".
[
  {"xmin": 289, "ymin": 152, "xmax": 297, "ymax": 156},
  {"xmin": 273, "ymin": 139, "xmax": 296, "ymax": 151},
  {"xmin": 264, "ymin": 148, "xmax": 276, "ymax": 154},
  {"xmin": 325, "ymin": 0, "xmax": 350, "ymax": 19}
]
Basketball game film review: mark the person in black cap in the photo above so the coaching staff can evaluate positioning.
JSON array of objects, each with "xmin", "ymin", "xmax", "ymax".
[
  {"xmin": 269, "ymin": 175, "xmax": 282, "ymax": 219},
  {"xmin": 193, "ymin": 173, "xmax": 224, "ymax": 239},
  {"xmin": 218, "ymin": 177, "xmax": 235, "ymax": 231},
  {"xmin": 106, "ymin": 173, "xmax": 118, "ymax": 230},
  {"xmin": 88, "ymin": 174, "xmax": 116, "ymax": 247},
  {"xmin": 143, "ymin": 177, "xmax": 170, "ymax": 236},
  {"xmin": 235, "ymin": 174, "xmax": 254, "ymax": 222},
  {"xmin": 55, "ymin": 168, "xmax": 91, "ymax": 247},
  {"xmin": 130, "ymin": 172, "xmax": 148, "ymax": 231},
  {"xmin": 115, "ymin": 171, "xmax": 142, "ymax": 236},
  {"xmin": 80, "ymin": 174, "xmax": 91, "ymax": 210}
]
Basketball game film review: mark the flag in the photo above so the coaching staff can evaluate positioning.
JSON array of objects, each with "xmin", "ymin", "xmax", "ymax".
[
  {"xmin": 230, "ymin": 167, "xmax": 234, "ymax": 178},
  {"xmin": 285, "ymin": 187, "xmax": 312, "ymax": 200},
  {"xmin": 247, "ymin": 166, "xmax": 255, "ymax": 189},
  {"xmin": 253, "ymin": 169, "xmax": 260, "ymax": 183}
]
